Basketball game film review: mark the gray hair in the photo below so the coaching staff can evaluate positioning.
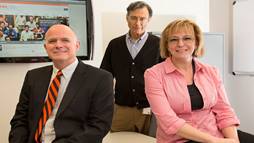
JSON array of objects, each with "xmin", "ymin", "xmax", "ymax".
[{"xmin": 126, "ymin": 1, "xmax": 153, "ymax": 18}]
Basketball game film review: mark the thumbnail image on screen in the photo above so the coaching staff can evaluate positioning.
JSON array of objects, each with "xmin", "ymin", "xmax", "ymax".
[{"xmin": 0, "ymin": 0, "xmax": 92, "ymax": 62}]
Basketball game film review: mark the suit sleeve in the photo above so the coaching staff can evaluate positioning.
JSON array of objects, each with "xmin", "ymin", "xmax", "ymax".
[
  {"xmin": 9, "ymin": 72, "xmax": 31, "ymax": 143},
  {"xmin": 54, "ymin": 71, "xmax": 114, "ymax": 143}
]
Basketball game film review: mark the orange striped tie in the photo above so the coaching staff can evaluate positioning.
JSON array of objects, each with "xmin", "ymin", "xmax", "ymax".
[{"xmin": 34, "ymin": 70, "xmax": 63, "ymax": 143}]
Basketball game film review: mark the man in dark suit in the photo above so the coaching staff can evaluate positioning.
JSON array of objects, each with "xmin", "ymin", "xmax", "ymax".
[{"xmin": 9, "ymin": 24, "xmax": 114, "ymax": 143}]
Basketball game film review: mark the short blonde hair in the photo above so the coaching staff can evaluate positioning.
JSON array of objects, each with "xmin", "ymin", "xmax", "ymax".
[{"xmin": 160, "ymin": 19, "xmax": 204, "ymax": 58}]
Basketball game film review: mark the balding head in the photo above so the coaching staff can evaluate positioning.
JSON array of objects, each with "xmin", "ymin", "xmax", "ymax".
[
  {"xmin": 45, "ymin": 24, "xmax": 78, "ymax": 42},
  {"xmin": 44, "ymin": 24, "xmax": 80, "ymax": 69}
]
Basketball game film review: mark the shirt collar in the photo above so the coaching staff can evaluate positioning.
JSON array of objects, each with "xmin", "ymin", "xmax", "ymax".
[
  {"xmin": 53, "ymin": 58, "xmax": 79, "ymax": 79},
  {"xmin": 164, "ymin": 57, "xmax": 204, "ymax": 74}
]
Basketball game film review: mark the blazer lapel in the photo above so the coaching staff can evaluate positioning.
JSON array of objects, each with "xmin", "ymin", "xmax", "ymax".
[
  {"xmin": 31, "ymin": 66, "xmax": 53, "ymax": 134},
  {"xmin": 56, "ymin": 62, "xmax": 87, "ymax": 118}
]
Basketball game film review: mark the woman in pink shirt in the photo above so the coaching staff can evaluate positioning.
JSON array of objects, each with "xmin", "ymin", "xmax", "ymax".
[{"xmin": 144, "ymin": 19, "xmax": 253, "ymax": 143}]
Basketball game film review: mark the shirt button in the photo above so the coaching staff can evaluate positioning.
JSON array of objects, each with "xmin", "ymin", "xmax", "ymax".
[
  {"xmin": 131, "ymin": 75, "xmax": 134, "ymax": 79},
  {"xmin": 132, "ymin": 89, "xmax": 136, "ymax": 92},
  {"xmin": 132, "ymin": 62, "xmax": 135, "ymax": 65}
]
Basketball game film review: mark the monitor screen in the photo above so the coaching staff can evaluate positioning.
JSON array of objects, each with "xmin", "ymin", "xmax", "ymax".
[{"xmin": 0, "ymin": 0, "xmax": 93, "ymax": 62}]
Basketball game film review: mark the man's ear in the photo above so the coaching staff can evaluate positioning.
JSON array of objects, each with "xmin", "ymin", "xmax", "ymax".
[
  {"xmin": 76, "ymin": 41, "xmax": 80, "ymax": 50},
  {"xmin": 147, "ymin": 17, "xmax": 151, "ymax": 23},
  {"xmin": 44, "ymin": 43, "xmax": 46, "ymax": 50}
]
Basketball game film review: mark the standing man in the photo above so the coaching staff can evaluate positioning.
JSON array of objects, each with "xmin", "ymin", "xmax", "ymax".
[
  {"xmin": 9, "ymin": 24, "xmax": 114, "ymax": 143},
  {"xmin": 100, "ymin": 1, "xmax": 161, "ymax": 135}
]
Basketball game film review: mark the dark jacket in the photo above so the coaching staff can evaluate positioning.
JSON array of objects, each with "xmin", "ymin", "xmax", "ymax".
[{"xmin": 9, "ymin": 61, "xmax": 114, "ymax": 143}]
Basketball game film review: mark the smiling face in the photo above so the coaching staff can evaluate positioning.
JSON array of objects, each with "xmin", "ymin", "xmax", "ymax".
[
  {"xmin": 126, "ymin": 7, "xmax": 150, "ymax": 40},
  {"xmin": 44, "ymin": 24, "xmax": 80, "ymax": 69},
  {"xmin": 160, "ymin": 19, "xmax": 204, "ymax": 59},
  {"xmin": 167, "ymin": 29, "xmax": 196, "ymax": 62}
]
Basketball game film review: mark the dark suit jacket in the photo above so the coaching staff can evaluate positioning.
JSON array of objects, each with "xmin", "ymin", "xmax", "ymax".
[{"xmin": 9, "ymin": 61, "xmax": 114, "ymax": 143}]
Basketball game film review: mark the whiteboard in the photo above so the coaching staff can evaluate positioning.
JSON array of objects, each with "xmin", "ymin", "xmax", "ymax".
[
  {"xmin": 201, "ymin": 33, "xmax": 224, "ymax": 80},
  {"xmin": 233, "ymin": 0, "xmax": 254, "ymax": 75}
]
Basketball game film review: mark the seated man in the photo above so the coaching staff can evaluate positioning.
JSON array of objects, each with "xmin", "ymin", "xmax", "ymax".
[{"xmin": 9, "ymin": 24, "xmax": 114, "ymax": 143}]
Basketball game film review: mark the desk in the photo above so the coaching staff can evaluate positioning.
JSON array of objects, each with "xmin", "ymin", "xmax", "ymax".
[{"xmin": 103, "ymin": 132, "xmax": 156, "ymax": 143}]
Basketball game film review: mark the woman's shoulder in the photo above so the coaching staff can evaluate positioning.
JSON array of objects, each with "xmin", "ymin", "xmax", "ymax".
[
  {"xmin": 145, "ymin": 61, "xmax": 167, "ymax": 77},
  {"xmin": 194, "ymin": 59, "xmax": 221, "ymax": 78},
  {"xmin": 195, "ymin": 59, "xmax": 218, "ymax": 71}
]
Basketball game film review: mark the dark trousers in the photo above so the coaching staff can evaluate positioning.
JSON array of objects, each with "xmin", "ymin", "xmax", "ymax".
[{"xmin": 185, "ymin": 130, "xmax": 254, "ymax": 143}]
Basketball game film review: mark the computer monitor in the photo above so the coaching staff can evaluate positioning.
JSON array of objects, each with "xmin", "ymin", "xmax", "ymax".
[{"xmin": 0, "ymin": 0, "xmax": 93, "ymax": 62}]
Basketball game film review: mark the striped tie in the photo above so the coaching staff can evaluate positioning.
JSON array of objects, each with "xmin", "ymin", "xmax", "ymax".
[{"xmin": 35, "ymin": 70, "xmax": 63, "ymax": 143}]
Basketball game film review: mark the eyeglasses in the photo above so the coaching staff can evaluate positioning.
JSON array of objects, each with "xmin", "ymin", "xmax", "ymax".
[
  {"xmin": 167, "ymin": 35, "xmax": 195, "ymax": 45},
  {"xmin": 128, "ymin": 16, "xmax": 148, "ymax": 23}
]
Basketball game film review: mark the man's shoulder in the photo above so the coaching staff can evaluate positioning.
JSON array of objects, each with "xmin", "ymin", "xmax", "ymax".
[
  {"xmin": 28, "ymin": 65, "xmax": 52, "ymax": 74},
  {"xmin": 110, "ymin": 34, "xmax": 126, "ymax": 42},
  {"xmin": 25, "ymin": 65, "xmax": 52, "ymax": 79},
  {"xmin": 147, "ymin": 33, "xmax": 160, "ymax": 41},
  {"xmin": 78, "ymin": 62, "xmax": 113, "ymax": 78},
  {"xmin": 106, "ymin": 35, "xmax": 126, "ymax": 50}
]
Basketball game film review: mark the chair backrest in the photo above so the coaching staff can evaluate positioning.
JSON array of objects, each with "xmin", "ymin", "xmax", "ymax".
[{"xmin": 148, "ymin": 113, "xmax": 157, "ymax": 137}]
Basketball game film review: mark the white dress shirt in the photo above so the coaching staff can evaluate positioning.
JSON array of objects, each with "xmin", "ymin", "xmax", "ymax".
[{"xmin": 41, "ymin": 58, "xmax": 78, "ymax": 143}]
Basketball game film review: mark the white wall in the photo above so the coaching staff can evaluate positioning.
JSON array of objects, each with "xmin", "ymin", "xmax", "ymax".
[
  {"xmin": 90, "ymin": 0, "xmax": 209, "ymax": 67},
  {"xmin": 0, "ymin": 0, "xmax": 211, "ymax": 142},
  {"xmin": 210, "ymin": 0, "xmax": 254, "ymax": 134}
]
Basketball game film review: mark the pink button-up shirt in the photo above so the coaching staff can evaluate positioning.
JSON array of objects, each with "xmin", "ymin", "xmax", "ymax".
[{"xmin": 144, "ymin": 58, "xmax": 239, "ymax": 143}]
